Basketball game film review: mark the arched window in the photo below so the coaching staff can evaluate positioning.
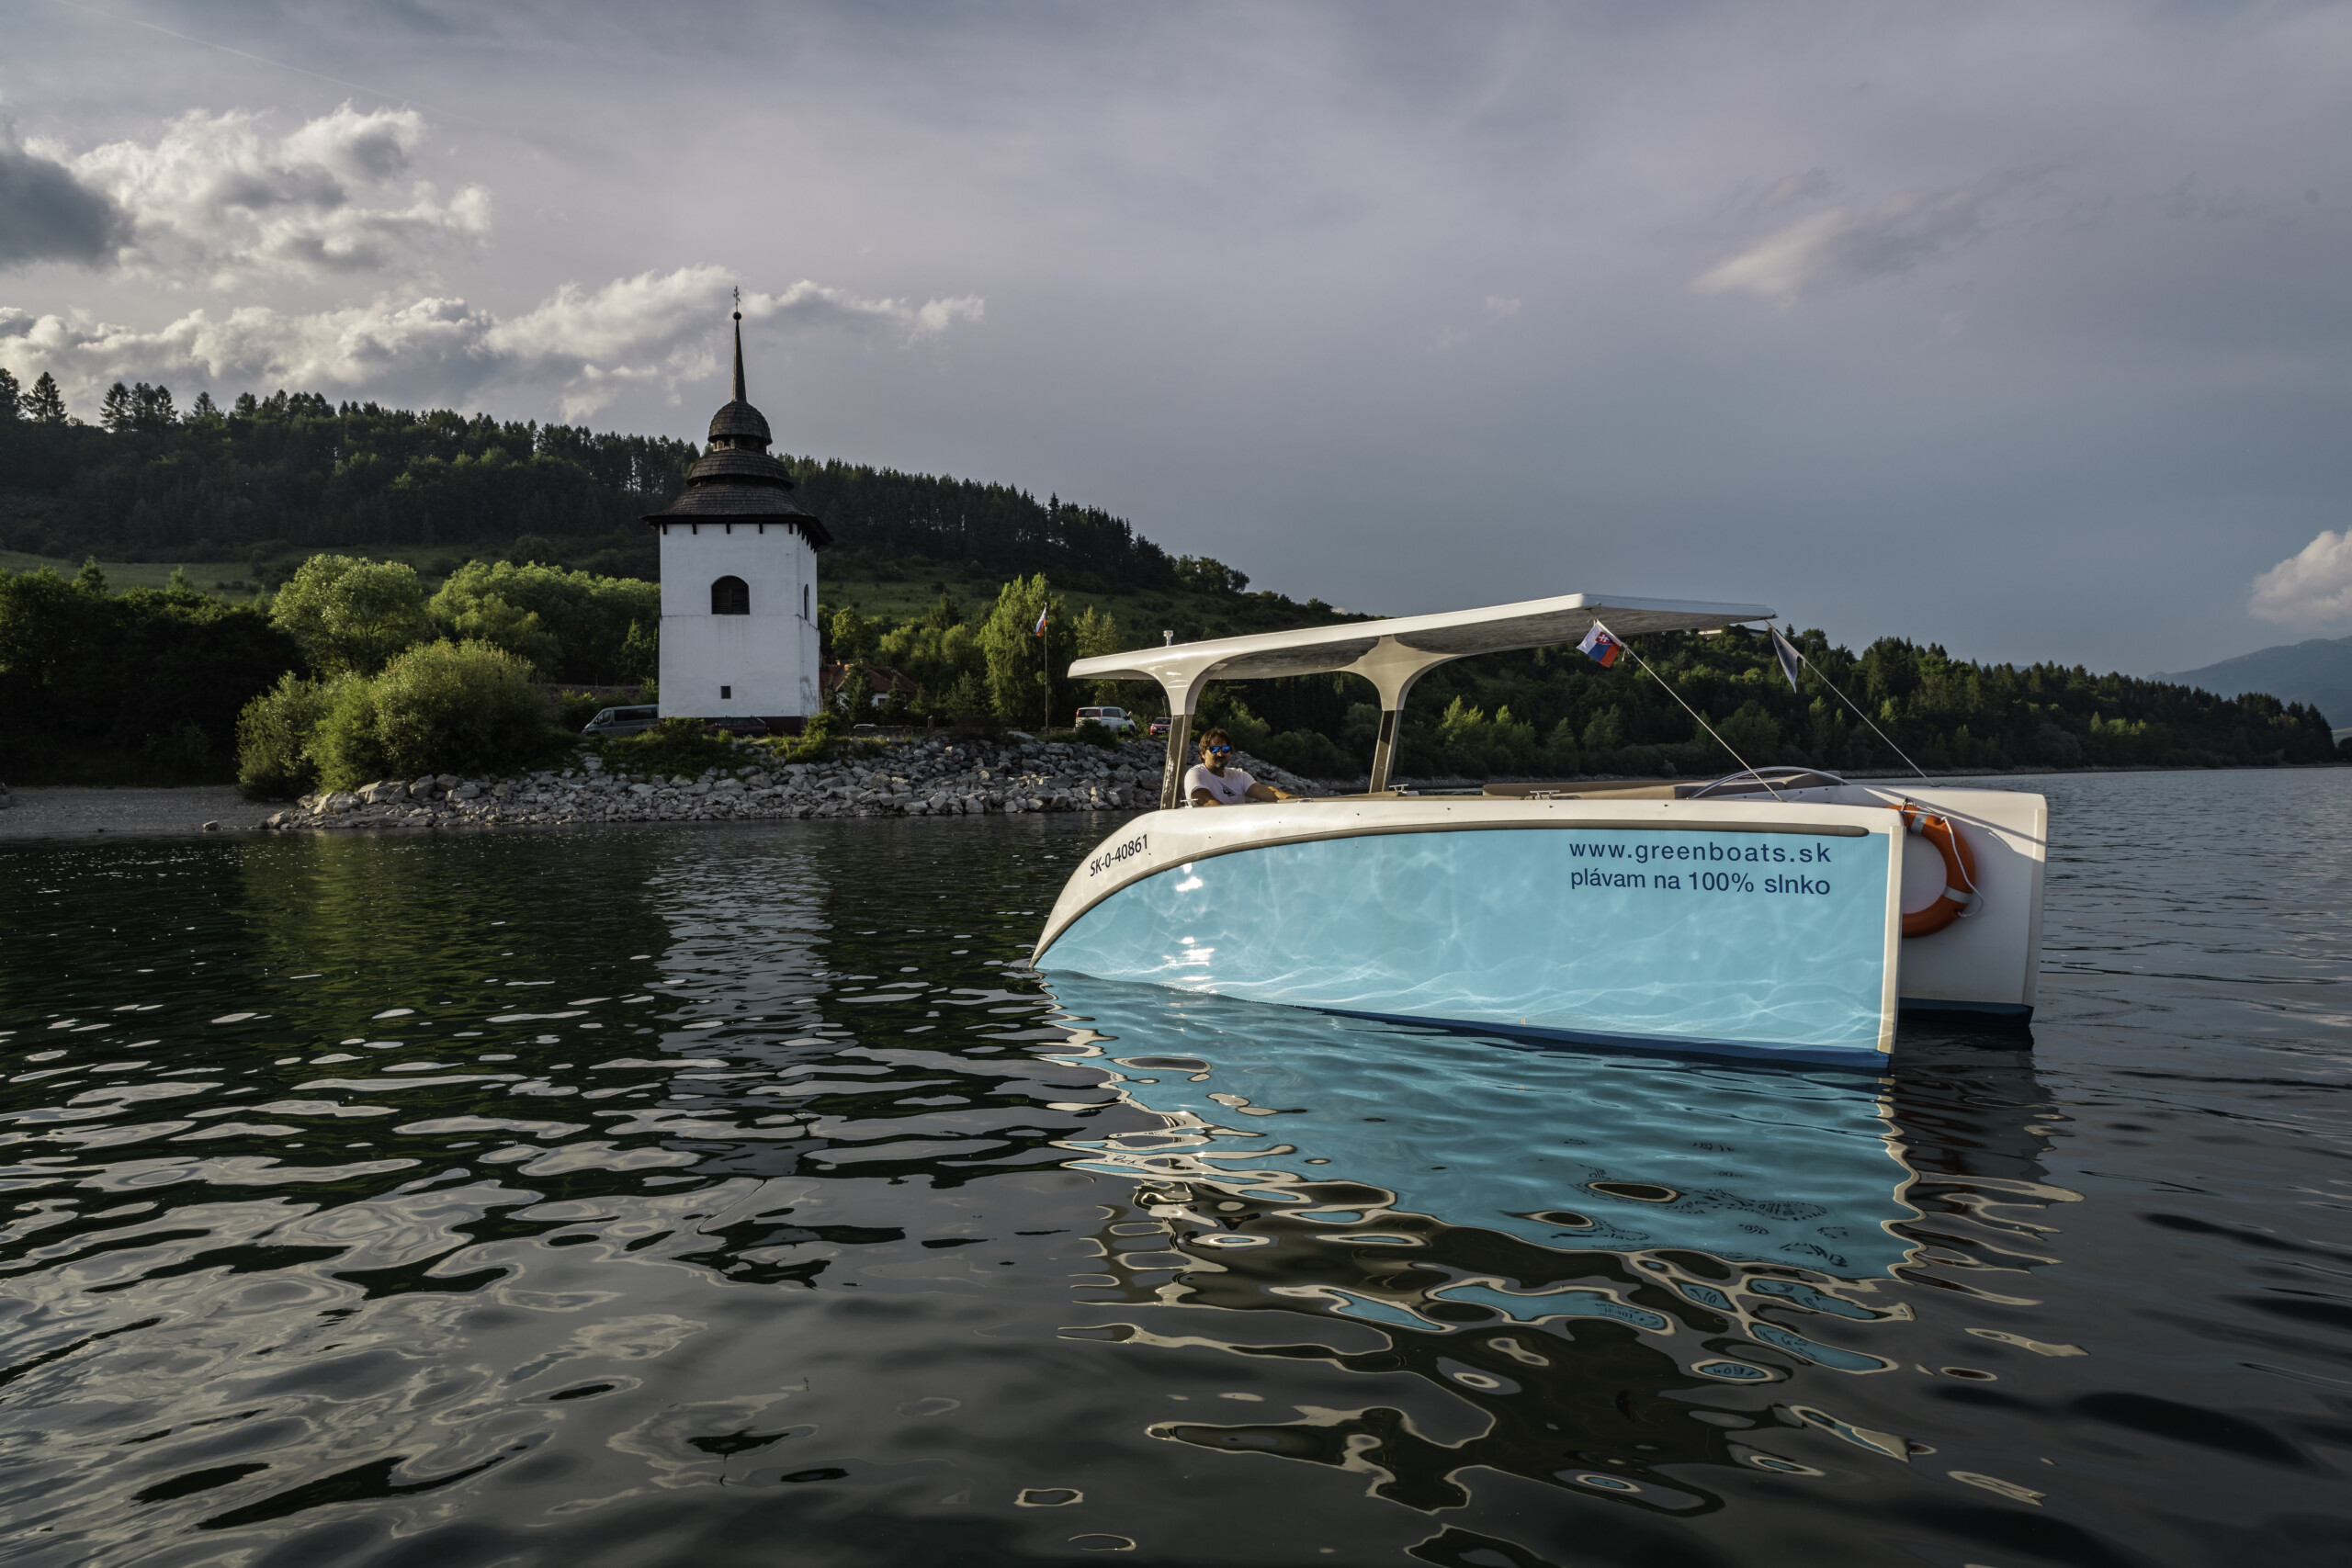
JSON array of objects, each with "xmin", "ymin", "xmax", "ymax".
[
  {"xmin": 711, "ymin": 576, "xmax": 750, "ymax": 615},
  {"xmin": 801, "ymin": 582, "xmax": 810, "ymax": 619}
]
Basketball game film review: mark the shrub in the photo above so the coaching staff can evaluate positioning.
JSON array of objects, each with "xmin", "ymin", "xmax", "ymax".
[
  {"xmin": 311, "ymin": 675, "xmax": 389, "ymax": 789},
  {"xmin": 757, "ymin": 710, "xmax": 841, "ymax": 765},
  {"xmin": 593, "ymin": 716, "xmax": 741, "ymax": 780},
  {"xmin": 310, "ymin": 639, "xmax": 560, "ymax": 790},
  {"xmin": 1071, "ymin": 719, "xmax": 1121, "ymax": 749},
  {"xmin": 553, "ymin": 689, "xmax": 614, "ymax": 730},
  {"xmin": 235, "ymin": 672, "xmax": 342, "ymax": 797}
]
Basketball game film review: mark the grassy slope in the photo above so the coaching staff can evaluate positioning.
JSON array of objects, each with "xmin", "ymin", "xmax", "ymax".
[
  {"xmin": 0, "ymin": 549, "xmax": 260, "ymax": 597},
  {"xmin": 3, "ymin": 546, "xmax": 483, "ymax": 601}
]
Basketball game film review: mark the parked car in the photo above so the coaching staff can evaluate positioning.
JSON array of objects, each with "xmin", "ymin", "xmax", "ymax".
[
  {"xmin": 582, "ymin": 705, "xmax": 659, "ymax": 738},
  {"xmin": 1073, "ymin": 705, "xmax": 1136, "ymax": 734},
  {"xmin": 1148, "ymin": 715, "xmax": 1172, "ymax": 738},
  {"xmin": 703, "ymin": 716, "xmax": 772, "ymax": 739}
]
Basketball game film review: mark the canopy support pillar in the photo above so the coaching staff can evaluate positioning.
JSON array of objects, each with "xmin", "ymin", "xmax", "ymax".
[
  {"xmin": 1156, "ymin": 675, "xmax": 1201, "ymax": 810},
  {"xmin": 1345, "ymin": 637, "xmax": 1454, "ymax": 795},
  {"xmin": 1368, "ymin": 707, "xmax": 1404, "ymax": 795}
]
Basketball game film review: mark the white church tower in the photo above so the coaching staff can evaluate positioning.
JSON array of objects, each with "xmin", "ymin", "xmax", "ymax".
[{"xmin": 643, "ymin": 310, "xmax": 830, "ymax": 723}]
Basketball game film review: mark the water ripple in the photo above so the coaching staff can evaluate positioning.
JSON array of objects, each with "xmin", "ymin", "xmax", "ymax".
[{"xmin": 1, "ymin": 779, "xmax": 2347, "ymax": 1565}]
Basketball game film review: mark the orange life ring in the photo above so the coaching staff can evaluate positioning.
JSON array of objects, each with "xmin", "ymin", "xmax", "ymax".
[{"xmin": 1894, "ymin": 801, "xmax": 1980, "ymax": 938}]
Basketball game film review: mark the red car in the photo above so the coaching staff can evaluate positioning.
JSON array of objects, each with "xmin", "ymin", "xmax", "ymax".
[{"xmin": 1148, "ymin": 716, "xmax": 1172, "ymax": 738}]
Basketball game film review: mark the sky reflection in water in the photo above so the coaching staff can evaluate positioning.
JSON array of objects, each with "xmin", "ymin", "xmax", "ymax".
[{"xmin": 1, "ymin": 773, "xmax": 2347, "ymax": 1567}]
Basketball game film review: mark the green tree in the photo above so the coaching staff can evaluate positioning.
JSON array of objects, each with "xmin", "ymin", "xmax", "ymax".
[
  {"xmin": 270, "ymin": 554, "xmax": 431, "ymax": 674},
  {"xmin": 0, "ymin": 367, "xmax": 19, "ymax": 421},
  {"xmin": 619, "ymin": 619, "xmax": 658, "ymax": 684},
  {"xmin": 833, "ymin": 665, "xmax": 875, "ymax": 718},
  {"xmin": 99, "ymin": 381, "xmax": 133, "ymax": 433},
  {"xmin": 873, "ymin": 618, "xmax": 987, "ymax": 712},
  {"xmin": 2, "ymin": 561, "xmax": 302, "ymax": 784},
  {"xmin": 1068, "ymin": 604, "xmax": 1126, "ymax": 705},
  {"xmin": 827, "ymin": 605, "xmax": 876, "ymax": 665},
  {"xmin": 979, "ymin": 573, "xmax": 1071, "ymax": 726},
  {"xmin": 24, "ymin": 372, "xmax": 67, "ymax": 424},
  {"xmin": 1172, "ymin": 555, "xmax": 1250, "ymax": 593},
  {"xmin": 131, "ymin": 382, "xmax": 175, "ymax": 430},
  {"xmin": 432, "ymin": 590, "xmax": 561, "ymax": 675},
  {"xmin": 427, "ymin": 558, "xmax": 658, "ymax": 685}
]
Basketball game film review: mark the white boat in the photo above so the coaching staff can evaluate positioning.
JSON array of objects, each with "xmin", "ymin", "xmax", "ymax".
[{"xmin": 1031, "ymin": 592, "xmax": 2047, "ymax": 1066}]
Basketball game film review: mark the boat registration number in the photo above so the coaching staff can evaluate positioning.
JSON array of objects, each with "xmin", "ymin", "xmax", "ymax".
[{"xmin": 1087, "ymin": 833, "xmax": 1150, "ymax": 877}]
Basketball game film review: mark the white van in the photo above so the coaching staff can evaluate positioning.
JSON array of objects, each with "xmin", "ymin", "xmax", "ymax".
[
  {"xmin": 1072, "ymin": 706, "xmax": 1135, "ymax": 734},
  {"xmin": 582, "ymin": 705, "xmax": 660, "ymax": 738}
]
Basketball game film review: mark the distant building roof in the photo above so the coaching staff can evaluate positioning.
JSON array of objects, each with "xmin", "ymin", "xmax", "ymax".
[
  {"xmin": 641, "ymin": 311, "xmax": 831, "ymax": 547},
  {"xmin": 820, "ymin": 661, "xmax": 922, "ymax": 700}
]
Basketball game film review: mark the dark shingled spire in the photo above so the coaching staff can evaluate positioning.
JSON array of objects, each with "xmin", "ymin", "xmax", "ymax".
[
  {"xmin": 642, "ymin": 305, "xmax": 829, "ymax": 545},
  {"xmin": 704, "ymin": 310, "xmax": 774, "ymax": 446}
]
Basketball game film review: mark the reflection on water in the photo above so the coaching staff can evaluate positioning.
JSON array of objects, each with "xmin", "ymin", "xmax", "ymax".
[
  {"xmin": 1049, "ymin": 976, "xmax": 1920, "ymax": 1275},
  {"xmin": 3, "ymin": 772, "xmax": 2349, "ymax": 1567},
  {"xmin": 1041, "ymin": 980, "xmax": 2066, "ymax": 1517}
]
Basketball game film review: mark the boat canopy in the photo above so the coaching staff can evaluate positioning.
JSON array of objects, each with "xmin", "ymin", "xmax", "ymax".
[{"xmin": 1069, "ymin": 591, "xmax": 1776, "ymax": 802}]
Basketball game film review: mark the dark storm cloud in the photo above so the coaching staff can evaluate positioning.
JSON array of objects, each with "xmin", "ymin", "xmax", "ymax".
[
  {"xmin": 0, "ymin": 117, "xmax": 129, "ymax": 267},
  {"xmin": 4, "ymin": 0, "xmax": 2349, "ymax": 665}
]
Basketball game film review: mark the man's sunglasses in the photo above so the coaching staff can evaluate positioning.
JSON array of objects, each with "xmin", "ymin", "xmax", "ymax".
[{"xmin": 1206, "ymin": 745, "xmax": 1232, "ymax": 755}]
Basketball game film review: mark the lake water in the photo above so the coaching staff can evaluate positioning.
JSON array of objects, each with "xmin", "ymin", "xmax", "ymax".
[{"xmin": 2, "ymin": 768, "xmax": 2346, "ymax": 1567}]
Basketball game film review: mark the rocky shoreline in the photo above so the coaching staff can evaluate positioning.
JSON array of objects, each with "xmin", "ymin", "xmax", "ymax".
[{"xmin": 257, "ymin": 735, "xmax": 1324, "ymax": 832}]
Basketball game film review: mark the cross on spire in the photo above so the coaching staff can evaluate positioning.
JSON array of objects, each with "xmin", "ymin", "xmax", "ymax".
[{"xmin": 730, "ymin": 295, "xmax": 746, "ymax": 404}]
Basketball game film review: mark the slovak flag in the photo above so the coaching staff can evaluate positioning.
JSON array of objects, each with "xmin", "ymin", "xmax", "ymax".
[
  {"xmin": 1577, "ymin": 622, "xmax": 1623, "ymax": 669},
  {"xmin": 1032, "ymin": 606, "xmax": 1048, "ymax": 637}
]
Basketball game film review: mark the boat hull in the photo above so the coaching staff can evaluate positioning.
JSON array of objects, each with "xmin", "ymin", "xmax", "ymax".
[{"xmin": 1035, "ymin": 799, "xmax": 1907, "ymax": 1065}]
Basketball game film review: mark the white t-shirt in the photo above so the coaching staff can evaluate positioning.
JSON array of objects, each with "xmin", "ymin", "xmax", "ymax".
[{"xmin": 1184, "ymin": 762, "xmax": 1258, "ymax": 806}]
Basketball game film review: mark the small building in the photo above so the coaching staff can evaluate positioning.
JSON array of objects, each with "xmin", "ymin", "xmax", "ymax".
[
  {"xmin": 641, "ymin": 312, "xmax": 831, "ymax": 721},
  {"xmin": 820, "ymin": 661, "xmax": 922, "ymax": 711}
]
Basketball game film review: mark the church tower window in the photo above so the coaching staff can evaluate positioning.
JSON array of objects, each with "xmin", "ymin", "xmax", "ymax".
[{"xmin": 712, "ymin": 576, "xmax": 751, "ymax": 615}]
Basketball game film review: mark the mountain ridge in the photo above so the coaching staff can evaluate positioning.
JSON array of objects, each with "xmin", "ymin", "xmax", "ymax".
[{"xmin": 2154, "ymin": 634, "xmax": 2352, "ymax": 732}]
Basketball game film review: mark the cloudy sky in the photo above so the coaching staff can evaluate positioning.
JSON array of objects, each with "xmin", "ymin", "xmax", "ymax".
[{"xmin": 5, "ymin": 0, "xmax": 2348, "ymax": 672}]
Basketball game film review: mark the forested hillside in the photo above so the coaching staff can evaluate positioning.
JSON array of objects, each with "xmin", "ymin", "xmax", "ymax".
[
  {"xmin": 1196, "ymin": 626, "xmax": 2346, "ymax": 782},
  {"xmin": 0, "ymin": 371, "xmax": 1251, "ymax": 600},
  {"xmin": 0, "ymin": 367, "xmax": 2342, "ymax": 787}
]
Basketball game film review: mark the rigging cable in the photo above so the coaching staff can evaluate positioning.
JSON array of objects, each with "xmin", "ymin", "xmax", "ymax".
[
  {"xmin": 1772, "ymin": 626, "xmax": 1929, "ymax": 780},
  {"xmin": 1593, "ymin": 620, "xmax": 1784, "ymax": 801}
]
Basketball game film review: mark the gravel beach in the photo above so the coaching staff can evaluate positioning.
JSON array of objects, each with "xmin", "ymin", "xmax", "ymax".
[
  {"xmin": 250, "ymin": 735, "xmax": 1321, "ymax": 832},
  {"xmin": 0, "ymin": 784, "xmax": 259, "ymax": 840},
  {"xmin": 0, "ymin": 737, "xmax": 1322, "ymax": 840}
]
